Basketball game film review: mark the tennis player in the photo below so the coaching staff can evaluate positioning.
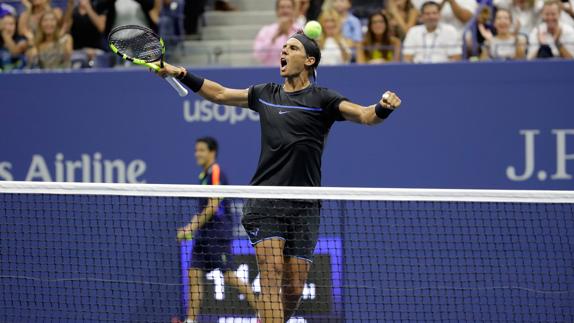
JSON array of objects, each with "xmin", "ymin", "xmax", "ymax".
[
  {"xmin": 176, "ymin": 137, "xmax": 257, "ymax": 323},
  {"xmin": 161, "ymin": 31, "xmax": 402, "ymax": 323}
]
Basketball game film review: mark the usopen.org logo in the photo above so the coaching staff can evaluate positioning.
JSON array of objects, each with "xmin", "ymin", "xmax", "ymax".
[{"xmin": 183, "ymin": 99, "xmax": 259, "ymax": 125}]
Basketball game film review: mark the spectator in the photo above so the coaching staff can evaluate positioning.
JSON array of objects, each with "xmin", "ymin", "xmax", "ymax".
[
  {"xmin": 100, "ymin": 0, "xmax": 162, "ymax": 36},
  {"xmin": 494, "ymin": 0, "xmax": 540, "ymax": 35},
  {"xmin": 27, "ymin": 10, "xmax": 73, "ymax": 69},
  {"xmin": 307, "ymin": 0, "xmax": 325, "ymax": 21},
  {"xmin": 357, "ymin": 11, "xmax": 401, "ymax": 63},
  {"xmin": 60, "ymin": 0, "xmax": 107, "ymax": 67},
  {"xmin": 332, "ymin": 0, "xmax": 363, "ymax": 44},
  {"xmin": 253, "ymin": 0, "xmax": 301, "ymax": 66},
  {"xmin": 0, "ymin": 3, "xmax": 17, "ymax": 18},
  {"xmin": 411, "ymin": 0, "xmax": 476, "ymax": 35},
  {"xmin": 295, "ymin": 0, "xmax": 311, "ymax": 26},
  {"xmin": 1, "ymin": 13, "xmax": 28, "ymax": 71},
  {"xmin": 18, "ymin": 0, "xmax": 63, "ymax": 41},
  {"xmin": 64, "ymin": 0, "xmax": 106, "ymax": 49},
  {"xmin": 160, "ymin": 0, "xmax": 184, "ymax": 41},
  {"xmin": 480, "ymin": 8, "xmax": 527, "ymax": 59},
  {"xmin": 561, "ymin": 0, "xmax": 574, "ymax": 26},
  {"xmin": 465, "ymin": 5, "xmax": 495, "ymax": 58},
  {"xmin": 386, "ymin": 0, "xmax": 419, "ymax": 40},
  {"xmin": 403, "ymin": 1, "xmax": 461, "ymax": 63},
  {"xmin": 183, "ymin": 0, "xmax": 206, "ymax": 35},
  {"xmin": 317, "ymin": 8, "xmax": 351, "ymax": 65},
  {"xmin": 528, "ymin": 0, "xmax": 574, "ymax": 59}
]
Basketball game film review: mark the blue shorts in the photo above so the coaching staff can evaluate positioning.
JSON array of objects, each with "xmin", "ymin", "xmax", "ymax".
[{"xmin": 188, "ymin": 239, "xmax": 237, "ymax": 272}]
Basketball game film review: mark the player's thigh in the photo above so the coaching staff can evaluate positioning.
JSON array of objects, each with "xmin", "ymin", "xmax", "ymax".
[
  {"xmin": 242, "ymin": 198, "xmax": 289, "ymax": 245},
  {"xmin": 254, "ymin": 238, "xmax": 286, "ymax": 274},
  {"xmin": 284, "ymin": 200, "xmax": 320, "ymax": 262}
]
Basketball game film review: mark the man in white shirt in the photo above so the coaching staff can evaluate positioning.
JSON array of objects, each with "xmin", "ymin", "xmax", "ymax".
[
  {"xmin": 403, "ymin": 1, "xmax": 462, "ymax": 63},
  {"xmin": 412, "ymin": 0, "xmax": 476, "ymax": 33},
  {"xmin": 528, "ymin": 0, "xmax": 574, "ymax": 59}
]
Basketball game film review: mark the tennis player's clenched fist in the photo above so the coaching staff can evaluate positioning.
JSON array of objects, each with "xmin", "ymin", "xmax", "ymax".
[{"xmin": 381, "ymin": 91, "xmax": 401, "ymax": 110}]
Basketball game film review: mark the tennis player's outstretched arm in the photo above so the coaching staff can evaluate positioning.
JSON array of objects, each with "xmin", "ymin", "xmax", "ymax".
[
  {"xmin": 156, "ymin": 62, "xmax": 249, "ymax": 108},
  {"xmin": 339, "ymin": 91, "xmax": 402, "ymax": 125}
]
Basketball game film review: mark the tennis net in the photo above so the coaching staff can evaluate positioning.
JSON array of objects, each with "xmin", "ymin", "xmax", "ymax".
[{"xmin": 1, "ymin": 181, "xmax": 573, "ymax": 323}]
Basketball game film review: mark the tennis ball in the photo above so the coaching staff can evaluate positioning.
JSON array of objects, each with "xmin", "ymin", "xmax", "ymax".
[{"xmin": 303, "ymin": 21, "xmax": 322, "ymax": 40}]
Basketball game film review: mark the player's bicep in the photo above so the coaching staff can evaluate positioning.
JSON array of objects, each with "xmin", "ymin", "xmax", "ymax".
[
  {"xmin": 199, "ymin": 80, "xmax": 249, "ymax": 108},
  {"xmin": 221, "ymin": 88, "xmax": 250, "ymax": 108},
  {"xmin": 338, "ymin": 100, "xmax": 369, "ymax": 124}
]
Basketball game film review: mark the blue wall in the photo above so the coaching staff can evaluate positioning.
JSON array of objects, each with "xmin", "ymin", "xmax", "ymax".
[
  {"xmin": 1, "ymin": 61, "xmax": 573, "ymax": 189},
  {"xmin": 1, "ymin": 62, "xmax": 573, "ymax": 322}
]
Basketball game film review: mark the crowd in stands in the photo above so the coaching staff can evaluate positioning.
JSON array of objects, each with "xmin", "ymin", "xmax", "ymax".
[
  {"xmin": 252, "ymin": 0, "xmax": 573, "ymax": 64},
  {"xmin": 0, "ymin": 0, "xmax": 163, "ymax": 71},
  {"xmin": 1, "ymin": 0, "xmax": 573, "ymax": 72}
]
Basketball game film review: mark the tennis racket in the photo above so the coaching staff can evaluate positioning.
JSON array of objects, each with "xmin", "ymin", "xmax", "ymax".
[{"xmin": 108, "ymin": 25, "xmax": 189, "ymax": 97}]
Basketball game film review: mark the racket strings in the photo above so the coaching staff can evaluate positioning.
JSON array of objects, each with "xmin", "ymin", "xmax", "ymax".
[{"xmin": 109, "ymin": 27, "xmax": 163, "ymax": 62}]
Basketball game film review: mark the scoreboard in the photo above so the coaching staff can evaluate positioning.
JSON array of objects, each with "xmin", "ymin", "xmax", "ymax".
[{"xmin": 180, "ymin": 239, "xmax": 342, "ymax": 322}]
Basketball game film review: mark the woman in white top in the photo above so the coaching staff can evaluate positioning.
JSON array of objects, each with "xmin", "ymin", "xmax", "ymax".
[
  {"xmin": 18, "ymin": 0, "xmax": 64, "ymax": 42},
  {"xmin": 480, "ymin": 9, "xmax": 527, "ymax": 60},
  {"xmin": 317, "ymin": 8, "xmax": 351, "ymax": 65}
]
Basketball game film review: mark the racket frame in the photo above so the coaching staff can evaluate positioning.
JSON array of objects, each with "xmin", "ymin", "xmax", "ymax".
[{"xmin": 108, "ymin": 26, "xmax": 188, "ymax": 97}]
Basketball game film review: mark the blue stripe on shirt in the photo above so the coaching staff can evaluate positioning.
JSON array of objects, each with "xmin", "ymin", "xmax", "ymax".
[{"xmin": 258, "ymin": 98, "xmax": 322, "ymax": 112}]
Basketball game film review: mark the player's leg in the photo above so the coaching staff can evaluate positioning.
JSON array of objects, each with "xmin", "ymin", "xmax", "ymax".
[
  {"xmin": 255, "ymin": 238, "xmax": 285, "ymax": 323},
  {"xmin": 223, "ymin": 270, "xmax": 258, "ymax": 313},
  {"xmin": 242, "ymin": 199, "xmax": 289, "ymax": 323},
  {"xmin": 186, "ymin": 267, "xmax": 204, "ymax": 322},
  {"xmin": 282, "ymin": 200, "xmax": 320, "ymax": 321},
  {"xmin": 282, "ymin": 257, "xmax": 311, "ymax": 320}
]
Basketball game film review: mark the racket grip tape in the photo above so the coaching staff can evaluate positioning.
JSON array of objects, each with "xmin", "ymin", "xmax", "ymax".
[{"xmin": 165, "ymin": 76, "xmax": 189, "ymax": 97}]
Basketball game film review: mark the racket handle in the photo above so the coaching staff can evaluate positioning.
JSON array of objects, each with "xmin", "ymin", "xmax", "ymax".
[{"xmin": 165, "ymin": 76, "xmax": 189, "ymax": 97}]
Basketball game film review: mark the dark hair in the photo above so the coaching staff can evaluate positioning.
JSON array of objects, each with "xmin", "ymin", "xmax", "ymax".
[
  {"xmin": 364, "ymin": 11, "xmax": 393, "ymax": 60},
  {"xmin": 291, "ymin": 30, "xmax": 321, "ymax": 79},
  {"xmin": 196, "ymin": 137, "xmax": 219, "ymax": 155},
  {"xmin": 421, "ymin": 1, "xmax": 440, "ymax": 13}
]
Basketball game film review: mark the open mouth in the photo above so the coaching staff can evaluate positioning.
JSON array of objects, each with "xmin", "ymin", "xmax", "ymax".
[{"xmin": 280, "ymin": 58, "xmax": 287, "ymax": 71}]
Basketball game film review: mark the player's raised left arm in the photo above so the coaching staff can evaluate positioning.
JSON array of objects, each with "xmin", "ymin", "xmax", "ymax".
[{"xmin": 339, "ymin": 91, "xmax": 402, "ymax": 125}]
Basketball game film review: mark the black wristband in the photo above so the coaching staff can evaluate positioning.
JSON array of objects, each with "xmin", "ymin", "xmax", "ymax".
[
  {"xmin": 179, "ymin": 69, "xmax": 205, "ymax": 93},
  {"xmin": 375, "ymin": 102, "xmax": 394, "ymax": 119}
]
